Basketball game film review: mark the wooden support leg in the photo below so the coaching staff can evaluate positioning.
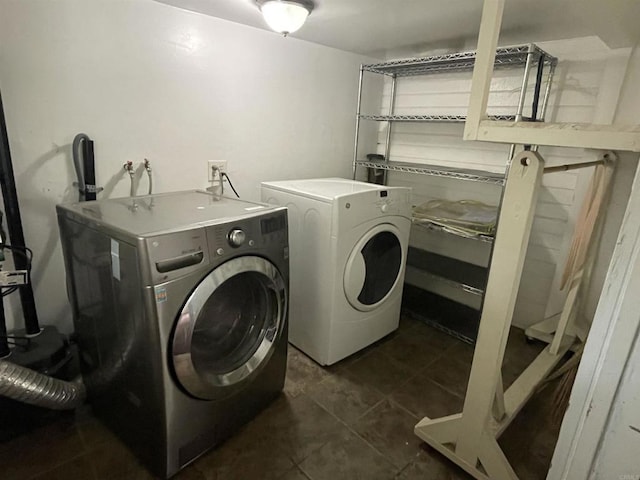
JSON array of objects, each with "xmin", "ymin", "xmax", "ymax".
[
  {"xmin": 414, "ymin": 414, "xmax": 461, "ymax": 444},
  {"xmin": 525, "ymin": 316, "xmax": 562, "ymax": 342},
  {"xmin": 414, "ymin": 151, "xmax": 546, "ymax": 479},
  {"xmin": 456, "ymin": 151, "xmax": 544, "ymax": 463},
  {"xmin": 550, "ymin": 271, "xmax": 581, "ymax": 355},
  {"xmin": 526, "ymin": 152, "xmax": 615, "ymax": 348},
  {"xmin": 478, "ymin": 434, "xmax": 519, "ymax": 480},
  {"xmin": 525, "ymin": 273, "xmax": 581, "ymax": 350},
  {"xmin": 464, "ymin": 0, "xmax": 505, "ymax": 141},
  {"xmin": 493, "ymin": 340, "xmax": 572, "ymax": 437},
  {"xmin": 493, "ymin": 375, "xmax": 506, "ymax": 421}
]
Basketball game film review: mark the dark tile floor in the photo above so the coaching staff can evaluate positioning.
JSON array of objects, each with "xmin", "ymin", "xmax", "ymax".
[{"xmin": 0, "ymin": 316, "xmax": 564, "ymax": 480}]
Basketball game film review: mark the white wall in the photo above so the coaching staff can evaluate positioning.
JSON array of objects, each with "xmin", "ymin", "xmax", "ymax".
[
  {"xmin": 547, "ymin": 43, "xmax": 640, "ymax": 479},
  {"xmin": 547, "ymin": 153, "xmax": 640, "ymax": 480},
  {"xmin": 581, "ymin": 43, "xmax": 640, "ymax": 324},
  {"xmin": 591, "ymin": 322, "xmax": 640, "ymax": 479},
  {"xmin": 0, "ymin": 0, "xmax": 376, "ymax": 333},
  {"xmin": 364, "ymin": 37, "xmax": 631, "ymax": 329}
]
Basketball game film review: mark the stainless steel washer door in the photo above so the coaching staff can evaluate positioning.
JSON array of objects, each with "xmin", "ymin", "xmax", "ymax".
[{"xmin": 172, "ymin": 255, "xmax": 286, "ymax": 400}]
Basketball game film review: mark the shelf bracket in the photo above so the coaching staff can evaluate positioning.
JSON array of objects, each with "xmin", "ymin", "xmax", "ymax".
[{"xmin": 414, "ymin": 151, "xmax": 571, "ymax": 479}]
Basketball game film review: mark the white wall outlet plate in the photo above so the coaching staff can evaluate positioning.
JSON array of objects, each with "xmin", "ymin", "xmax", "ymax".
[{"xmin": 208, "ymin": 160, "xmax": 227, "ymax": 181}]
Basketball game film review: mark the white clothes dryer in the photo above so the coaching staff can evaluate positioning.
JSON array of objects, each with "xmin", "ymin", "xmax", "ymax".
[{"xmin": 261, "ymin": 178, "xmax": 411, "ymax": 365}]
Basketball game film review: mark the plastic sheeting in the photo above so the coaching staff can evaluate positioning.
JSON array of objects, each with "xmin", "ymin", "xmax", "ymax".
[{"xmin": 412, "ymin": 199, "xmax": 498, "ymax": 238}]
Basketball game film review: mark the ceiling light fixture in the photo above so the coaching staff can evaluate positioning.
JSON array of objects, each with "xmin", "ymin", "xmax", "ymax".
[{"xmin": 257, "ymin": 0, "xmax": 314, "ymax": 36}]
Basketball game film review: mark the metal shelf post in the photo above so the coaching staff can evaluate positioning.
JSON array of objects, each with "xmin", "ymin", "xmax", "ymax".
[
  {"xmin": 352, "ymin": 66, "xmax": 364, "ymax": 179},
  {"xmin": 381, "ymin": 74, "xmax": 397, "ymax": 185}
]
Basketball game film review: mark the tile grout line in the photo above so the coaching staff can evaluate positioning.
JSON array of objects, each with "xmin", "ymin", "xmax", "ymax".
[
  {"xmin": 20, "ymin": 420, "xmax": 96, "ymax": 480},
  {"xmin": 305, "ymin": 362, "xmax": 436, "ymax": 475},
  {"xmin": 298, "ymin": 341, "xmax": 437, "ymax": 474},
  {"xmin": 302, "ymin": 393, "xmax": 402, "ymax": 476},
  {"xmin": 343, "ymin": 351, "xmax": 421, "ymax": 399},
  {"xmin": 24, "ymin": 449, "xmax": 97, "ymax": 480},
  {"xmin": 313, "ymin": 331, "xmax": 466, "ymax": 464},
  {"xmin": 376, "ymin": 347, "xmax": 447, "ymax": 396},
  {"xmin": 386, "ymin": 397, "xmax": 420, "ymax": 422}
]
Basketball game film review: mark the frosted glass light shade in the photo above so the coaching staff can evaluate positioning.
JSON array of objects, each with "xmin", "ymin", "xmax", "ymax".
[{"xmin": 260, "ymin": 1, "xmax": 312, "ymax": 35}]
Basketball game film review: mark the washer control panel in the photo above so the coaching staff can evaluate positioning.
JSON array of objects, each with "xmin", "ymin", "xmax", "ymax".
[{"xmin": 207, "ymin": 209, "xmax": 288, "ymax": 259}]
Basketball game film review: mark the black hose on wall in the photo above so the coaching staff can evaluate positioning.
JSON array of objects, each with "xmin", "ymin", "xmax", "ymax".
[{"xmin": 72, "ymin": 133, "xmax": 96, "ymax": 202}]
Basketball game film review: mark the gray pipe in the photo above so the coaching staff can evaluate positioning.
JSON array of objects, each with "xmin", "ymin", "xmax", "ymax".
[
  {"xmin": 0, "ymin": 360, "xmax": 85, "ymax": 410},
  {"xmin": 72, "ymin": 133, "xmax": 90, "ymax": 201},
  {"xmin": 144, "ymin": 159, "xmax": 153, "ymax": 195}
]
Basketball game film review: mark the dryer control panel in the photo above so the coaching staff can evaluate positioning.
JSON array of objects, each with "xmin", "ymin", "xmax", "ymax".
[
  {"xmin": 337, "ymin": 188, "xmax": 411, "ymax": 222},
  {"xmin": 372, "ymin": 189, "xmax": 411, "ymax": 216}
]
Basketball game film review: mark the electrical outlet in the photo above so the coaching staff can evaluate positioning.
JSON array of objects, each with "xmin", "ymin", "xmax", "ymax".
[{"xmin": 208, "ymin": 160, "xmax": 227, "ymax": 181}]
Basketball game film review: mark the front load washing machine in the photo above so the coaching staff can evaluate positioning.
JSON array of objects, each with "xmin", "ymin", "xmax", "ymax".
[
  {"xmin": 57, "ymin": 191, "xmax": 289, "ymax": 478},
  {"xmin": 261, "ymin": 178, "xmax": 411, "ymax": 365}
]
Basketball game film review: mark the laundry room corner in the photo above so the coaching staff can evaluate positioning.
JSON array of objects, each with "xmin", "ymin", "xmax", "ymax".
[
  {"xmin": 1, "ymin": 1, "xmax": 640, "ymax": 479},
  {"xmin": 0, "ymin": 0, "xmax": 379, "ymax": 334}
]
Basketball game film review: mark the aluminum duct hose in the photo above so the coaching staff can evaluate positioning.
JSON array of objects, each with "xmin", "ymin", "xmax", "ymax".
[{"xmin": 0, "ymin": 360, "xmax": 85, "ymax": 410}]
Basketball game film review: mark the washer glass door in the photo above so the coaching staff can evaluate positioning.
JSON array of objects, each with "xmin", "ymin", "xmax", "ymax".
[
  {"xmin": 172, "ymin": 255, "xmax": 286, "ymax": 400},
  {"xmin": 344, "ymin": 224, "xmax": 404, "ymax": 312}
]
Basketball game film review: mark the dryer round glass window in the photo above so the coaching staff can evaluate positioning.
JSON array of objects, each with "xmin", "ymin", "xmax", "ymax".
[
  {"xmin": 343, "ymin": 224, "xmax": 404, "ymax": 312},
  {"xmin": 172, "ymin": 256, "xmax": 286, "ymax": 400}
]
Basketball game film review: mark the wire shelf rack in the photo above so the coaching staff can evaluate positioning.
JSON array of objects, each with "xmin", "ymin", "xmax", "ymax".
[
  {"xmin": 362, "ymin": 44, "xmax": 558, "ymax": 77},
  {"xmin": 359, "ymin": 114, "xmax": 531, "ymax": 123},
  {"xmin": 356, "ymin": 160, "xmax": 505, "ymax": 185},
  {"xmin": 412, "ymin": 219, "xmax": 495, "ymax": 243}
]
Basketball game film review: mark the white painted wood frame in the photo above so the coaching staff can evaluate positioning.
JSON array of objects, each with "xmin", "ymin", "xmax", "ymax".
[
  {"xmin": 422, "ymin": 1, "xmax": 640, "ymax": 477},
  {"xmin": 464, "ymin": 0, "xmax": 640, "ymax": 152},
  {"xmin": 414, "ymin": 151, "xmax": 571, "ymax": 479},
  {"xmin": 526, "ymin": 153, "xmax": 616, "ymax": 347}
]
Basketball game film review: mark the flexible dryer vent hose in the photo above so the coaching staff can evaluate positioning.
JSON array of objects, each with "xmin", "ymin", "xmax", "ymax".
[{"xmin": 0, "ymin": 360, "xmax": 85, "ymax": 410}]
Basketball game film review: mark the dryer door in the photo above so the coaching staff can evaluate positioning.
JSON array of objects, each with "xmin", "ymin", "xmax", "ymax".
[
  {"xmin": 172, "ymin": 255, "xmax": 286, "ymax": 400},
  {"xmin": 344, "ymin": 223, "xmax": 404, "ymax": 312}
]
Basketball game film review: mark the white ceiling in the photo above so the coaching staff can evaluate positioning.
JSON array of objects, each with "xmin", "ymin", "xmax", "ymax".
[{"xmin": 154, "ymin": 0, "xmax": 640, "ymax": 57}]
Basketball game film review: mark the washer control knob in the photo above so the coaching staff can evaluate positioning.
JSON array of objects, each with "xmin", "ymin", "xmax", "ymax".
[
  {"xmin": 228, "ymin": 228, "xmax": 246, "ymax": 247},
  {"xmin": 216, "ymin": 248, "xmax": 225, "ymax": 256},
  {"xmin": 380, "ymin": 203, "xmax": 389, "ymax": 213}
]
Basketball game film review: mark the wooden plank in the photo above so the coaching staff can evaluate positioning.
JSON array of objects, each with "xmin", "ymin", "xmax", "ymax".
[
  {"xmin": 463, "ymin": 0, "xmax": 504, "ymax": 142},
  {"xmin": 462, "ymin": 5, "xmax": 638, "ymax": 153},
  {"xmin": 549, "ymin": 272, "xmax": 580, "ymax": 355},
  {"xmin": 414, "ymin": 413, "xmax": 462, "ymax": 444},
  {"xmin": 478, "ymin": 435, "xmax": 519, "ymax": 480},
  {"xmin": 493, "ymin": 376, "xmax": 506, "ymax": 421},
  {"xmin": 493, "ymin": 341, "xmax": 572, "ymax": 437},
  {"xmin": 455, "ymin": 151, "xmax": 543, "ymax": 464},
  {"xmin": 475, "ymin": 120, "xmax": 640, "ymax": 152},
  {"xmin": 419, "ymin": 440, "xmax": 491, "ymax": 480}
]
